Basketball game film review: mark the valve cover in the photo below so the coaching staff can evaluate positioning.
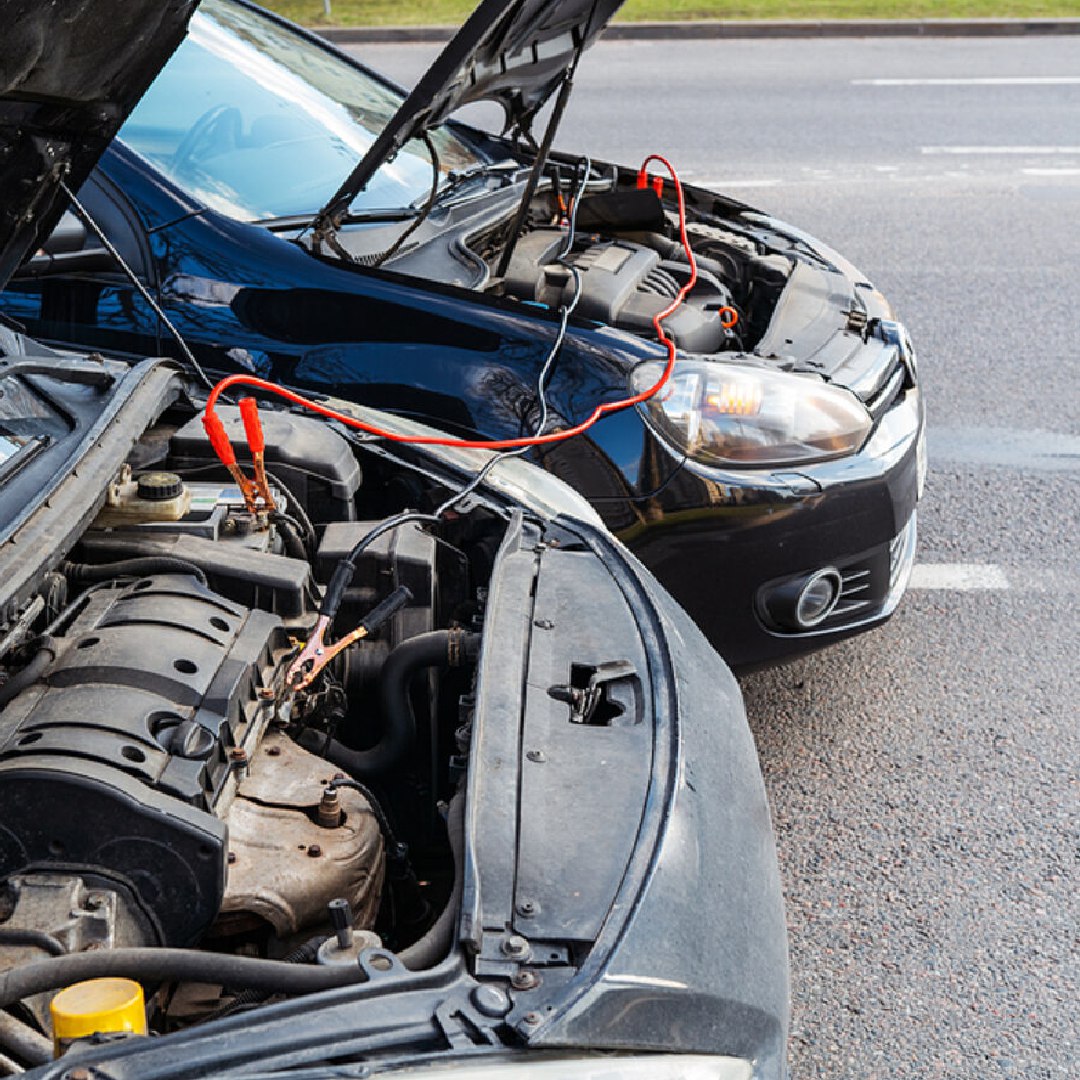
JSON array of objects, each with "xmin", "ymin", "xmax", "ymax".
[
  {"xmin": 502, "ymin": 228, "xmax": 736, "ymax": 353},
  {"xmin": 0, "ymin": 575, "xmax": 286, "ymax": 945}
]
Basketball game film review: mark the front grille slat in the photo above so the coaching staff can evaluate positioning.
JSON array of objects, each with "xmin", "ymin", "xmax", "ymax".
[{"xmin": 832, "ymin": 599, "xmax": 873, "ymax": 615}]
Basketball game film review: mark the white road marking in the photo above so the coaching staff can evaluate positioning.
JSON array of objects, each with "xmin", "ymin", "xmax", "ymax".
[
  {"xmin": 909, "ymin": 564, "xmax": 1010, "ymax": 591},
  {"xmin": 693, "ymin": 178, "xmax": 782, "ymax": 189},
  {"xmin": 854, "ymin": 76, "xmax": 1080, "ymax": 86},
  {"xmin": 691, "ymin": 163, "xmax": 1080, "ymax": 194},
  {"xmin": 929, "ymin": 427, "xmax": 1080, "ymax": 472},
  {"xmin": 921, "ymin": 146, "xmax": 1080, "ymax": 155}
]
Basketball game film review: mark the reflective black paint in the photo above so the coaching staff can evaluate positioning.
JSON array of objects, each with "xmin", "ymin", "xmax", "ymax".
[{"xmin": 0, "ymin": 45, "xmax": 922, "ymax": 671}]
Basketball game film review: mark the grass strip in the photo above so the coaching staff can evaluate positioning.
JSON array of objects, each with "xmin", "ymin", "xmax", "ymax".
[{"xmin": 263, "ymin": 0, "xmax": 1080, "ymax": 29}]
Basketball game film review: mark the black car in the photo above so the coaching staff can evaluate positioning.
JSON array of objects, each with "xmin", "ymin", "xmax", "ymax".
[
  {"xmin": 0, "ymin": 1, "xmax": 787, "ymax": 1076},
  {"xmin": 0, "ymin": 0, "xmax": 925, "ymax": 669}
]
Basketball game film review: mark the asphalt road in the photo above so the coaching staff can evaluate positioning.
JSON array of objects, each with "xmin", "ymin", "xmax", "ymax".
[{"xmin": 353, "ymin": 37, "xmax": 1080, "ymax": 1079}]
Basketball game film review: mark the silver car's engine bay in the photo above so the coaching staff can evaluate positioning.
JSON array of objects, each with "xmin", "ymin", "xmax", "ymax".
[{"xmin": 0, "ymin": 382, "xmax": 509, "ymax": 1054}]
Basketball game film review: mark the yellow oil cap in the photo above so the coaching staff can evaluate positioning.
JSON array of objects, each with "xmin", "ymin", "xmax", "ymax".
[{"xmin": 50, "ymin": 977, "xmax": 146, "ymax": 1055}]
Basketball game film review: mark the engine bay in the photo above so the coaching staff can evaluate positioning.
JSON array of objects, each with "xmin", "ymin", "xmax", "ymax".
[
  {"xmin": 331, "ymin": 165, "xmax": 795, "ymax": 357},
  {"xmin": 0, "ymin": 391, "xmax": 511, "ymax": 1057}
]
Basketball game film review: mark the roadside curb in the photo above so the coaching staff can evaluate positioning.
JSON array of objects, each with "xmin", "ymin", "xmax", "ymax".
[{"xmin": 315, "ymin": 17, "xmax": 1080, "ymax": 44}]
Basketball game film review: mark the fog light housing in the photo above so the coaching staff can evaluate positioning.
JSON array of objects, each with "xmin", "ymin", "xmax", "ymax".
[{"xmin": 762, "ymin": 568, "xmax": 843, "ymax": 631}]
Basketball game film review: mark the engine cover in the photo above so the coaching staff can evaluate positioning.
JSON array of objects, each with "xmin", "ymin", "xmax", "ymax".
[
  {"xmin": 0, "ymin": 575, "xmax": 286, "ymax": 945},
  {"xmin": 503, "ymin": 229, "xmax": 736, "ymax": 353}
]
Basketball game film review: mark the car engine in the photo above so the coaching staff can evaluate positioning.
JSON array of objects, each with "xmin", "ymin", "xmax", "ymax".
[
  {"xmin": 501, "ymin": 227, "xmax": 739, "ymax": 354},
  {"xmin": 337, "ymin": 169, "xmax": 794, "ymax": 356},
  {"xmin": 0, "ymin": 396, "xmax": 491, "ymax": 1044}
]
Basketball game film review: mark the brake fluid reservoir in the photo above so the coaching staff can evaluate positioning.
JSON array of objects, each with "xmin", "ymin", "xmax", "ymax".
[{"xmin": 94, "ymin": 466, "xmax": 191, "ymax": 525}]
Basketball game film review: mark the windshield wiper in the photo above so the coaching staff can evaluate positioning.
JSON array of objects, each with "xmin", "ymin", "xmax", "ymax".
[
  {"xmin": 269, "ymin": 208, "xmax": 419, "ymax": 232},
  {"xmin": 274, "ymin": 168, "xmax": 518, "ymax": 233},
  {"xmin": 422, "ymin": 159, "xmax": 523, "ymax": 209}
]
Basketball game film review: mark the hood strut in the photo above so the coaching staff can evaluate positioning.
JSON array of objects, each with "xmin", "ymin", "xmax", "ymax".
[
  {"xmin": 494, "ymin": 68, "xmax": 577, "ymax": 280},
  {"xmin": 494, "ymin": 0, "xmax": 598, "ymax": 279},
  {"xmin": 309, "ymin": 0, "xmax": 609, "ymax": 257}
]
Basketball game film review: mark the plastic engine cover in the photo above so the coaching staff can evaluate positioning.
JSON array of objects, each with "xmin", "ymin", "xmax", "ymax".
[
  {"xmin": 0, "ymin": 574, "xmax": 285, "ymax": 945},
  {"xmin": 503, "ymin": 229, "xmax": 734, "ymax": 353}
]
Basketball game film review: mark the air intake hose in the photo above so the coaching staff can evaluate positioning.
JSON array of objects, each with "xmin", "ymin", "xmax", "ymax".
[{"xmin": 302, "ymin": 629, "xmax": 480, "ymax": 778}]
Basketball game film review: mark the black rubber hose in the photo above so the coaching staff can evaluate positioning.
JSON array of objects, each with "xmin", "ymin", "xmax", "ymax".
[
  {"xmin": 398, "ymin": 789, "xmax": 465, "ymax": 971},
  {"xmin": 300, "ymin": 630, "xmax": 479, "ymax": 778},
  {"xmin": 206, "ymin": 935, "xmax": 329, "ymax": 1021},
  {"xmin": 377, "ymin": 632, "xmax": 479, "ymax": 768},
  {"xmin": 0, "ymin": 930, "xmax": 64, "ymax": 957},
  {"xmin": 63, "ymin": 559, "xmax": 208, "ymax": 587},
  {"xmin": 0, "ymin": 638, "xmax": 57, "ymax": 711},
  {"xmin": 0, "ymin": 949, "xmax": 367, "ymax": 1011},
  {"xmin": 272, "ymin": 514, "xmax": 308, "ymax": 561},
  {"xmin": 263, "ymin": 469, "xmax": 315, "ymax": 552},
  {"xmin": 0, "ymin": 1011, "xmax": 50, "ymax": 1067}
]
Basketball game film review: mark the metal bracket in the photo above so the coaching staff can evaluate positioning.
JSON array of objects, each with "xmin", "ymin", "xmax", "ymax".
[
  {"xmin": 548, "ymin": 660, "xmax": 638, "ymax": 725},
  {"xmin": 474, "ymin": 931, "xmax": 570, "ymax": 977}
]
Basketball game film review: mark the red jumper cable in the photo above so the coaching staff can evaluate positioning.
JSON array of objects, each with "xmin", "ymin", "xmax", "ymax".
[{"xmin": 203, "ymin": 156, "xmax": 698, "ymax": 693}]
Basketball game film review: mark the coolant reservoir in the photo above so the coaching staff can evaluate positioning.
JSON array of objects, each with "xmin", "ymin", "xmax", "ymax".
[{"xmin": 50, "ymin": 977, "xmax": 147, "ymax": 1056}]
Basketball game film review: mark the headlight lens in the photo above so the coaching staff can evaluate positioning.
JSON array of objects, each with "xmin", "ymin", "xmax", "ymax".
[{"xmin": 633, "ymin": 360, "xmax": 872, "ymax": 468}]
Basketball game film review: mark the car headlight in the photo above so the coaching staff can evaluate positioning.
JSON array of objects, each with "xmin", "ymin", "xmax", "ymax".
[
  {"xmin": 377, "ymin": 1052, "xmax": 753, "ymax": 1079},
  {"xmin": 633, "ymin": 359, "xmax": 872, "ymax": 468}
]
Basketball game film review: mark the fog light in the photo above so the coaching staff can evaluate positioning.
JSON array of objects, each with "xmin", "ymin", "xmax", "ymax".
[
  {"xmin": 796, "ymin": 568, "xmax": 842, "ymax": 627},
  {"xmin": 762, "ymin": 567, "xmax": 843, "ymax": 632}
]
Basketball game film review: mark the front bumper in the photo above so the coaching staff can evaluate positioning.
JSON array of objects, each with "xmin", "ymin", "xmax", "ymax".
[{"xmin": 620, "ymin": 383, "xmax": 924, "ymax": 669}]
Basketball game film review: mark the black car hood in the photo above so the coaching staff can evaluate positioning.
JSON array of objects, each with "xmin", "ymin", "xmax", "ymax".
[
  {"xmin": 315, "ymin": 0, "xmax": 622, "ymax": 226},
  {"xmin": 0, "ymin": 0, "xmax": 197, "ymax": 290}
]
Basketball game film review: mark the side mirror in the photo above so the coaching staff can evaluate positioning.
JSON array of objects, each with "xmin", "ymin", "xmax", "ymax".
[
  {"xmin": 12, "ymin": 210, "xmax": 119, "ymax": 279},
  {"xmin": 14, "ymin": 247, "xmax": 119, "ymax": 279},
  {"xmin": 42, "ymin": 211, "xmax": 88, "ymax": 255}
]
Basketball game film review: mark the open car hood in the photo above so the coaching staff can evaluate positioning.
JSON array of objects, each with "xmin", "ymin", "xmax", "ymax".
[
  {"xmin": 315, "ymin": 0, "xmax": 623, "ymax": 227},
  {"xmin": 0, "ymin": 0, "xmax": 197, "ymax": 290}
]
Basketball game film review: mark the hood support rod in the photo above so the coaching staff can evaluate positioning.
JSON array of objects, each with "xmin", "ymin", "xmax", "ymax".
[
  {"xmin": 494, "ymin": 68, "xmax": 579, "ymax": 281},
  {"xmin": 494, "ymin": 0, "xmax": 599, "ymax": 281}
]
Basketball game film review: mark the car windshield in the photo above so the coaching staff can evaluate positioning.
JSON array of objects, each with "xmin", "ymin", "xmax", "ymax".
[{"xmin": 117, "ymin": 0, "xmax": 483, "ymax": 222}]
